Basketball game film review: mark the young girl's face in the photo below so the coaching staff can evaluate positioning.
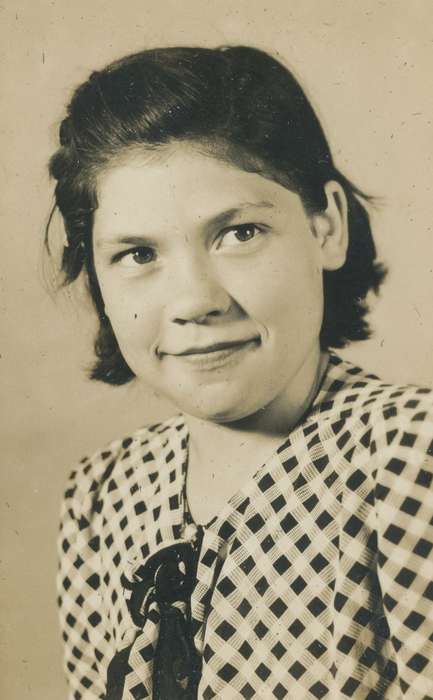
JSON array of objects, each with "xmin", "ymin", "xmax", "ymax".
[{"xmin": 93, "ymin": 143, "xmax": 342, "ymax": 423}]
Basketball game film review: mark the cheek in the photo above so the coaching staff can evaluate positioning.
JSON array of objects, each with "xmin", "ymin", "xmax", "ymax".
[
  {"xmin": 230, "ymin": 250, "xmax": 323, "ymax": 331},
  {"xmin": 98, "ymin": 278, "xmax": 160, "ymax": 353}
]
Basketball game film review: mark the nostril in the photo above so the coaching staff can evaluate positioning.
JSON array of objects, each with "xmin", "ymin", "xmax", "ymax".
[
  {"xmin": 173, "ymin": 311, "xmax": 222, "ymax": 325},
  {"xmin": 170, "ymin": 286, "xmax": 232, "ymax": 325},
  {"xmin": 191, "ymin": 312, "xmax": 218, "ymax": 324}
]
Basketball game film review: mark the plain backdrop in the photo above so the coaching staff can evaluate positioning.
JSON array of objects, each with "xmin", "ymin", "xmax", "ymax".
[{"xmin": 1, "ymin": 1, "xmax": 433, "ymax": 698}]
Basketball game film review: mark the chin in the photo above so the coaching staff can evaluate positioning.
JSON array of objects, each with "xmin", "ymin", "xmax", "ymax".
[{"xmin": 171, "ymin": 383, "xmax": 267, "ymax": 424}]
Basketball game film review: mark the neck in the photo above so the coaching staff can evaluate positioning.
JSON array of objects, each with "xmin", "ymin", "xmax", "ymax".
[{"xmin": 185, "ymin": 347, "xmax": 328, "ymax": 460}]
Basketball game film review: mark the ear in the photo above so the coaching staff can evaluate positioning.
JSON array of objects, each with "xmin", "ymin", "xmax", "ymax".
[{"xmin": 310, "ymin": 181, "xmax": 348, "ymax": 271}]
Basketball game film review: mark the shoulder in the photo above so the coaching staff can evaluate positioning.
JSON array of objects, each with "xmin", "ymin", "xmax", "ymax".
[
  {"xmin": 322, "ymin": 355, "xmax": 433, "ymax": 472},
  {"xmin": 60, "ymin": 413, "xmax": 187, "ymax": 521},
  {"xmin": 324, "ymin": 353, "xmax": 433, "ymax": 426}
]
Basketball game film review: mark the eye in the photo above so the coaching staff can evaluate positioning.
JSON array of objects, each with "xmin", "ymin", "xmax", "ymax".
[
  {"xmin": 112, "ymin": 246, "xmax": 156, "ymax": 267},
  {"xmin": 218, "ymin": 224, "xmax": 264, "ymax": 248}
]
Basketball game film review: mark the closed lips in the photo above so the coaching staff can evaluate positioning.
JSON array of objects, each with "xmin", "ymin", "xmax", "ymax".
[{"xmin": 173, "ymin": 339, "xmax": 260, "ymax": 356}]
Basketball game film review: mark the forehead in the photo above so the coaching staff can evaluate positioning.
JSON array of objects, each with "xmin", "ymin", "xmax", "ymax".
[{"xmin": 93, "ymin": 143, "xmax": 303, "ymax": 237}]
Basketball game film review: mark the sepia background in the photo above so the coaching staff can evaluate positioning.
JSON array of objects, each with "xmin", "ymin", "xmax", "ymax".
[{"xmin": 1, "ymin": 1, "xmax": 433, "ymax": 698}]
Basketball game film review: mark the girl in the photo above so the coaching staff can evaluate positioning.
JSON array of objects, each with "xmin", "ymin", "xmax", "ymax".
[{"xmin": 51, "ymin": 46, "xmax": 433, "ymax": 699}]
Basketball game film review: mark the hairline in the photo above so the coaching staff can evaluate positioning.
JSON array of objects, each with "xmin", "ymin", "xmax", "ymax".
[{"xmin": 83, "ymin": 136, "xmax": 327, "ymax": 227}]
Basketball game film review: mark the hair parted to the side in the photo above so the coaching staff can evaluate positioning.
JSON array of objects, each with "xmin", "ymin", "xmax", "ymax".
[{"xmin": 47, "ymin": 45, "xmax": 386, "ymax": 385}]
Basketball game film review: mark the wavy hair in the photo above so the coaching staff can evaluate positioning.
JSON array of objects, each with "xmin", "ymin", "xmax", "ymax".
[{"xmin": 47, "ymin": 45, "xmax": 386, "ymax": 385}]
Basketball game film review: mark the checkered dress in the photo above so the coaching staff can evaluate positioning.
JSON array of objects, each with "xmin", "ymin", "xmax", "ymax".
[{"xmin": 58, "ymin": 354, "xmax": 433, "ymax": 699}]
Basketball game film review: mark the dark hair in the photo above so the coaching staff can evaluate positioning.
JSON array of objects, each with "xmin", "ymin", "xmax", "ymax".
[{"xmin": 47, "ymin": 45, "xmax": 386, "ymax": 385}]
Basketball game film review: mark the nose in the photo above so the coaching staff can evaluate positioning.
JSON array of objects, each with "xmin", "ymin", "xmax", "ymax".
[{"xmin": 167, "ymin": 256, "xmax": 232, "ymax": 325}]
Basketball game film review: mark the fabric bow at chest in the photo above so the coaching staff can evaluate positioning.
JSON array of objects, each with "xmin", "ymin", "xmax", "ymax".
[{"xmin": 106, "ymin": 534, "xmax": 203, "ymax": 700}]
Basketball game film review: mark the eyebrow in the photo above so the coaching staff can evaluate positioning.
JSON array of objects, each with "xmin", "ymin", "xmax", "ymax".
[
  {"xmin": 208, "ymin": 201, "xmax": 275, "ymax": 229},
  {"xmin": 95, "ymin": 201, "xmax": 276, "ymax": 248}
]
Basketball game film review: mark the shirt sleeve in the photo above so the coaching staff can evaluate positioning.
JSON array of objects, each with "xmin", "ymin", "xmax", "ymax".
[
  {"xmin": 57, "ymin": 463, "xmax": 110, "ymax": 700},
  {"xmin": 375, "ymin": 415, "xmax": 433, "ymax": 697}
]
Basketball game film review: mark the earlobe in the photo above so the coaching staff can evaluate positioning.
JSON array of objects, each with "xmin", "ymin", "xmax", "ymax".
[{"xmin": 311, "ymin": 181, "xmax": 349, "ymax": 271}]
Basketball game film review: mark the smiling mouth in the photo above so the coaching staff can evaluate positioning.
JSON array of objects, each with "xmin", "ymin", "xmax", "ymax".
[
  {"xmin": 175, "ymin": 339, "xmax": 260, "ymax": 356},
  {"xmin": 165, "ymin": 338, "xmax": 260, "ymax": 369}
]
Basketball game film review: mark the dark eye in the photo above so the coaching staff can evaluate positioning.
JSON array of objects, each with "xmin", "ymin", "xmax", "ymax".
[
  {"xmin": 131, "ymin": 248, "xmax": 155, "ymax": 264},
  {"xmin": 220, "ymin": 224, "xmax": 261, "ymax": 248},
  {"xmin": 233, "ymin": 225, "xmax": 257, "ymax": 242},
  {"xmin": 116, "ymin": 246, "xmax": 156, "ymax": 267}
]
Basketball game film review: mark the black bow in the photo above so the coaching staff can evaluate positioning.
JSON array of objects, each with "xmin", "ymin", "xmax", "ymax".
[{"xmin": 107, "ymin": 537, "xmax": 203, "ymax": 700}]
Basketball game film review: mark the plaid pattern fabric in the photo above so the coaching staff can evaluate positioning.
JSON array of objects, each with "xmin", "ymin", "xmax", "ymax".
[{"xmin": 57, "ymin": 354, "xmax": 433, "ymax": 699}]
